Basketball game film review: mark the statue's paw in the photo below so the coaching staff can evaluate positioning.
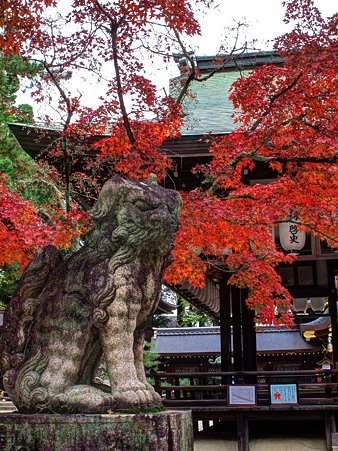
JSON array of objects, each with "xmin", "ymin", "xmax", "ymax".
[
  {"xmin": 53, "ymin": 386, "xmax": 114, "ymax": 413},
  {"xmin": 143, "ymin": 384, "xmax": 162, "ymax": 407},
  {"xmin": 150, "ymin": 389, "xmax": 162, "ymax": 406},
  {"xmin": 113, "ymin": 388, "xmax": 143, "ymax": 408},
  {"xmin": 113, "ymin": 383, "xmax": 162, "ymax": 409},
  {"xmin": 112, "ymin": 382, "xmax": 148, "ymax": 409}
]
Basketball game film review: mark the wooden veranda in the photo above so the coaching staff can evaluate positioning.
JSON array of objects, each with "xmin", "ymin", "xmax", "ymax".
[{"xmin": 152, "ymin": 368, "xmax": 338, "ymax": 450}]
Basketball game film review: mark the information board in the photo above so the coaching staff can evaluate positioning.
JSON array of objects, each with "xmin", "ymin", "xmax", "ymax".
[
  {"xmin": 228, "ymin": 385, "xmax": 257, "ymax": 406},
  {"xmin": 270, "ymin": 384, "xmax": 298, "ymax": 404}
]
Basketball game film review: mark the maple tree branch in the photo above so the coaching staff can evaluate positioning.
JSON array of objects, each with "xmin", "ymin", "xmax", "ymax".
[
  {"xmin": 301, "ymin": 118, "xmax": 337, "ymax": 140},
  {"xmin": 42, "ymin": 15, "xmax": 99, "ymax": 71},
  {"xmin": 195, "ymin": 28, "xmax": 251, "ymax": 84},
  {"xmin": 173, "ymin": 28, "xmax": 197, "ymax": 105},
  {"xmin": 228, "ymin": 151, "xmax": 338, "ymax": 169},
  {"xmin": 251, "ymin": 71, "xmax": 303, "ymax": 132},
  {"xmin": 94, "ymin": 0, "xmax": 116, "ymax": 23},
  {"xmin": 42, "ymin": 62, "xmax": 73, "ymax": 127},
  {"xmin": 218, "ymin": 193, "xmax": 257, "ymax": 201},
  {"xmin": 172, "ymin": 28, "xmax": 229, "ymax": 105},
  {"xmin": 138, "ymin": 39, "xmax": 175, "ymax": 58},
  {"xmin": 204, "ymin": 251, "xmax": 279, "ymax": 275},
  {"xmin": 173, "ymin": 22, "xmax": 249, "ymax": 106},
  {"xmin": 111, "ymin": 29, "xmax": 135, "ymax": 144},
  {"xmin": 40, "ymin": 62, "xmax": 74, "ymax": 211},
  {"xmin": 270, "ymin": 72, "xmax": 303, "ymax": 104},
  {"xmin": 94, "ymin": 0, "xmax": 135, "ymax": 145}
]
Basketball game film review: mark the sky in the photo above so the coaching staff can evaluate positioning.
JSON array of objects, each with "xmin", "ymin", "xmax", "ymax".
[
  {"xmin": 16, "ymin": 0, "xmax": 337, "ymax": 121},
  {"xmin": 195, "ymin": 0, "xmax": 337, "ymax": 50},
  {"xmin": 146, "ymin": 0, "xmax": 295, "ymax": 92}
]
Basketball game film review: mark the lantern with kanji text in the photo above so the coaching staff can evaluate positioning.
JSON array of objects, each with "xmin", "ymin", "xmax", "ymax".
[{"xmin": 278, "ymin": 217, "xmax": 306, "ymax": 253}]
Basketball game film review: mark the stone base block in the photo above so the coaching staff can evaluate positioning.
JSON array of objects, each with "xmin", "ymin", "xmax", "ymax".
[{"xmin": 0, "ymin": 410, "xmax": 193, "ymax": 451}]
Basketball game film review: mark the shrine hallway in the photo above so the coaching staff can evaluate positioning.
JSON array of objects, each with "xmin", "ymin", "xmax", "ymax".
[{"xmin": 193, "ymin": 419, "xmax": 327, "ymax": 450}]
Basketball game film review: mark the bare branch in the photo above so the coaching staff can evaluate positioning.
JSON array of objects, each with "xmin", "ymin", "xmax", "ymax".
[{"xmin": 94, "ymin": 0, "xmax": 135, "ymax": 144}]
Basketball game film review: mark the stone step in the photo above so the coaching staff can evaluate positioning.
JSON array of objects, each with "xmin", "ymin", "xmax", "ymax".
[{"xmin": 0, "ymin": 401, "xmax": 17, "ymax": 413}]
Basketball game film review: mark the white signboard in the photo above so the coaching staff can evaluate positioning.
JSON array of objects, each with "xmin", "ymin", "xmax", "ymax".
[{"xmin": 228, "ymin": 385, "xmax": 256, "ymax": 406}]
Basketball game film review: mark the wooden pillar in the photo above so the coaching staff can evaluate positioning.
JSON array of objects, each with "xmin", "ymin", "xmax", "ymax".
[
  {"xmin": 202, "ymin": 420, "xmax": 209, "ymax": 431},
  {"xmin": 327, "ymin": 262, "xmax": 338, "ymax": 369},
  {"xmin": 236, "ymin": 412, "xmax": 249, "ymax": 451},
  {"xmin": 325, "ymin": 411, "xmax": 336, "ymax": 451},
  {"xmin": 232, "ymin": 286, "xmax": 243, "ymax": 378},
  {"xmin": 220, "ymin": 275, "xmax": 232, "ymax": 383},
  {"xmin": 329, "ymin": 291, "xmax": 338, "ymax": 371},
  {"xmin": 193, "ymin": 420, "xmax": 199, "ymax": 436},
  {"xmin": 242, "ymin": 295, "xmax": 257, "ymax": 382}
]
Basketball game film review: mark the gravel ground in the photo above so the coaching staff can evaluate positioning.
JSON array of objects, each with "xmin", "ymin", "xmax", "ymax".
[
  {"xmin": 194, "ymin": 419, "xmax": 327, "ymax": 450},
  {"xmin": 194, "ymin": 437, "xmax": 325, "ymax": 450}
]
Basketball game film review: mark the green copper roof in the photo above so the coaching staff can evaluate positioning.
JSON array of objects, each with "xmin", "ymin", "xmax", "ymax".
[{"xmin": 172, "ymin": 71, "xmax": 247, "ymax": 135}]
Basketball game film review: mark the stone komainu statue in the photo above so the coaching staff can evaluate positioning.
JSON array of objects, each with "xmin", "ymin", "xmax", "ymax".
[{"xmin": 0, "ymin": 176, "xmax": 181, "ymax": 413}]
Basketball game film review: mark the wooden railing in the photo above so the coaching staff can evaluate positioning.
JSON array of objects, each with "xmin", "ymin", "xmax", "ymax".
[{"xmin": 151, "ymin": 369, "xmax": 338, "ymax": 408}]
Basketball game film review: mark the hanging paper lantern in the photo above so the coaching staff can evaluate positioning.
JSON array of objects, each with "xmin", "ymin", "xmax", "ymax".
[{"xmin": 279, "ymin": 219, "xmax": 306, "ymax": 252}]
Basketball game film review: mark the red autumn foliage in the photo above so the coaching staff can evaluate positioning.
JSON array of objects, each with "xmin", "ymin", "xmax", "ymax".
[
  {"xmin": 166, "ymin": 0, "xmax": 338, "ymax": 324},
  {"xmin": 0, "ymin": 174, "xmax": 91, "ymax": 268},
  {"xmin": 1, "ymin": 0, "xmax": 337, "ymax": 323},
  {"xmin": 95, "ymin": 98, "xmax": 183, "ymax": 180},
  {"xmin": 0, "ymin": 0, "xmax": 56, "ymax": 55}
]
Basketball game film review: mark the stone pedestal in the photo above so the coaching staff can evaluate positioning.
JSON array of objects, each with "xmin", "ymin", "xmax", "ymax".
[{"xmin": 0, "ymin": 410, "xmax": 192, "ymax": 451}]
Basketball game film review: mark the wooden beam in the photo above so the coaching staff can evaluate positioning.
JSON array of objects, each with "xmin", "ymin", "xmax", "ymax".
[
  {"xmin": 241, "ymin": 293, "xmax": 257, "ymax": 381},
  {"xmin": 232, "ymin": 287, "xmax": 243, "ymax": 377},
  {"xmin": 328, "ymin": 261, "xmax": 338, "ymax": 370},
  {"xmin": 325, "ymin": 411, "xmax": 336, "ymax": 450},
  {"xmin": 236, "ymin": 412, "xmax": 250, "ymax": 451},
  {"xmin": 220, "ymin": 275, "xmax": 232, "ymax": 383}
]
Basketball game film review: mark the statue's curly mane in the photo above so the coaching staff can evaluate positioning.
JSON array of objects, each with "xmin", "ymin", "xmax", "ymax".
[{"xmin": 85, "ymin": 177, "xmax": 179, "ymax": 314}]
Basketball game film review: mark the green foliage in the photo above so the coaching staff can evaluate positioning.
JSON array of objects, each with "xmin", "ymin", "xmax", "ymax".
[
  {"xmin": 0, "ymin": 55, "xmax": 40, "ymax": 118},
  {"xmin": 144, "ymin": 341, "xmax": 161, "ymax": 387},
  {"xmin": 0, "ymin": 55, "xmax": 59, "ymax": 301},
  {"xmin": 0, "ymin": 264, "xmax": 21, "ymax": 305},
  {"xmin": 178, "ymin": 378, "xmax": 191, "ymax": 386},
  {"xmin": 177, "ymin": 296, "xmax": 214, "ymax": 327},
  {"xmin": 143, "ymin": 341, "xmax": 160, "ymax": 372},
  {"xmin": 0, "ymin": 156, "xmax": 15, "ymax": 178},
  {"xmin": 151, "ymin": 313, "xmax": 171, "ymax": 328},
  {"xmin": 20, "ymin": 178, "xmax": 60, "ymax": 206},
  {"xmin": 0, "ymin": 55, "xmax": 38, "ymax": 197},
  {"xmin": 96, "ymin": 357, "xmax": 109, "ymax": 383}
]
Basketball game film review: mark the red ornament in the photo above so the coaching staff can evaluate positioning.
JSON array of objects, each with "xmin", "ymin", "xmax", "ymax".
[{"xmin": 274, "ymin": 392, "xmax": 281, "ymax": 400}]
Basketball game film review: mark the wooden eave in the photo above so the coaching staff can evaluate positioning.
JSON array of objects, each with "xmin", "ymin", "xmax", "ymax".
[
  {"xmin": 195, "ymin": 51, "xmax": 284, "ymax": 73},
  {"xmin": 8, "ymin": 123, "xmax": 214, "ymax": 160}
]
